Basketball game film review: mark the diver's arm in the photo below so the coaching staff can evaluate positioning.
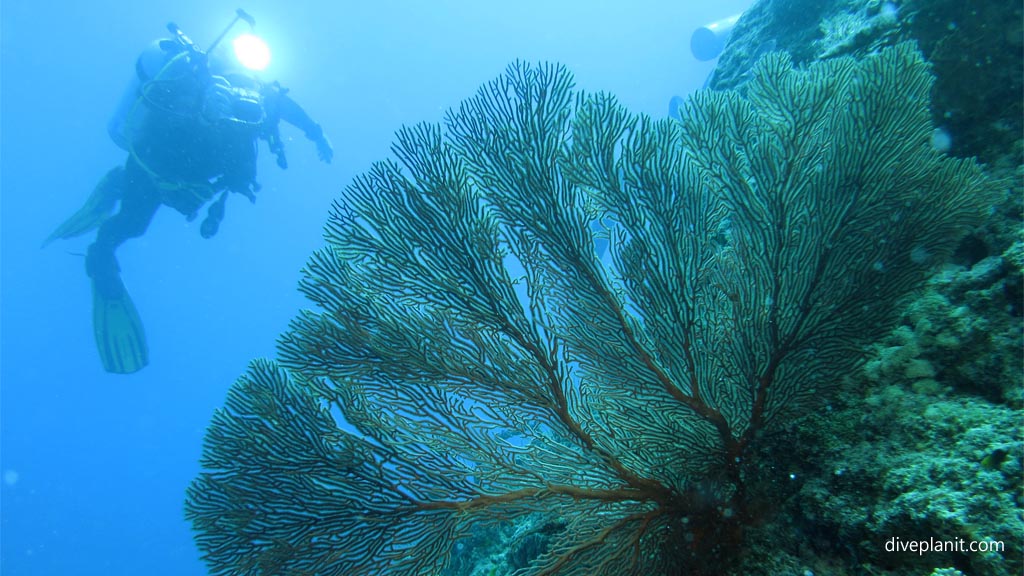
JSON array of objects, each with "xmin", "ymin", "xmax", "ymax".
[{"xmin": 277, "ymin": 94, "xmax": 333, "ymax": 163}]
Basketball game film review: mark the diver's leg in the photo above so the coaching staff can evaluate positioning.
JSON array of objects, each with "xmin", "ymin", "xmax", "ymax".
[
  {"xmin": 85, "ymin": 161, "xmax": 159, "ymax": 373},
  {"xmin": 85, "ymin": 162, "xmax": 161, "ymax": 297},
  {"xmin": 42, "ymin": 166, "xmax": 125, "ymax": 248}
]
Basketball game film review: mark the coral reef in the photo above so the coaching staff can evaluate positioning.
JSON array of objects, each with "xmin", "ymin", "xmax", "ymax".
[
  {"xmin": 186, "ymin": 43, "xmax": 996, "ymax": 575},
  {"xmin": 709, "ymin": 0, "xmax": 1023, "ymax": 165},
  {"xmin": 696, "ymin": 3, "xmax": 1023, "ymax": 573},
  {"xmin": 709, "ymin": 245, "xmax": 1023, "ymax": 576}
]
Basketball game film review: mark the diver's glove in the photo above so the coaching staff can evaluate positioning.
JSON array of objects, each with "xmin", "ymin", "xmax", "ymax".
[
  {"xmin": 316, "ymin": 134, "xmax": 333, "ymax": 163},
  {"xmin": 307, "ymin": 124, "xmax": 333, "ymax": 164}
]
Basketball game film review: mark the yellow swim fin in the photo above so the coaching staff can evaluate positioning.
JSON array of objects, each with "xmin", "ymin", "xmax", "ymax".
[
  {"xmin": 43, "ymin": 167, "xmax": 125, "ymax": 248},
  {"xmin": 92, "ymin": 275, "xmax": 149, "ymax": 374}
]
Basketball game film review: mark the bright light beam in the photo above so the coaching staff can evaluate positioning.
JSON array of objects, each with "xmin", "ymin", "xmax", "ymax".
[{"xmin": 232, "ymin": 33, "xmax": 271, "ymax": 71}]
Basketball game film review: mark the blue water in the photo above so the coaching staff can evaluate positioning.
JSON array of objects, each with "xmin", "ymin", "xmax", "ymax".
[{"xmin": 0, "ymin": 1, "xmax": 749, "ymax": 573}]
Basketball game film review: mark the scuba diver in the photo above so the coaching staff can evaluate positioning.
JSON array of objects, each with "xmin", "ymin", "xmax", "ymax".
[{"xmin": 43, "ymin": 10, "xmax": 333, "ymax": 374}]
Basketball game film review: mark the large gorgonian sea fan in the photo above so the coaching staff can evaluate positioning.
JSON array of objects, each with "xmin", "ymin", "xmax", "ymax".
[{"xmin": 186, "ymin": 43, "xmax": 994, "ymax": 575}]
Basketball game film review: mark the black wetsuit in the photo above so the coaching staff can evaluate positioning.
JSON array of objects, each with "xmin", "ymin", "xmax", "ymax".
[{"xmin": 86, "ymin": 60, "xmax": 322, "ymax": 297}]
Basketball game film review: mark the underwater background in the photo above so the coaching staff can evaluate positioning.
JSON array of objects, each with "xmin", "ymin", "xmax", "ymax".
[
  {"xmin": 4, "ymin": 1, "xmax": 1023, "ymax": 575},
  {"xmin": 1, "ymin": 1, "xmax": 750, "ymax": 574}
]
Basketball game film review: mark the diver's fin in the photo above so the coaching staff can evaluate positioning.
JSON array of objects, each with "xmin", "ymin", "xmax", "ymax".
[
  {"xmin": 43, "ymin": 167, "xmax": 125, "ymax": 248},
  {"xmin": 92, "ymin": 275, "xmax": 149, "ymax": 374}
]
